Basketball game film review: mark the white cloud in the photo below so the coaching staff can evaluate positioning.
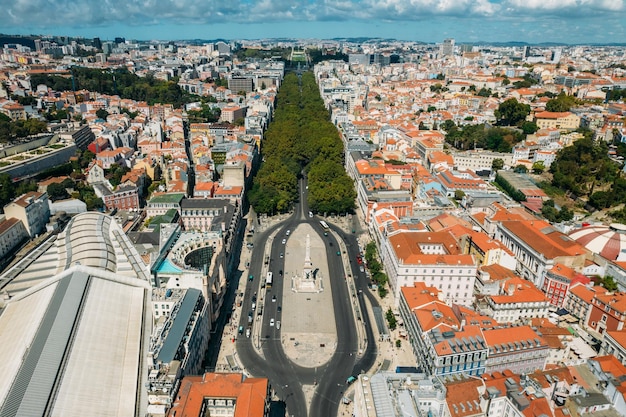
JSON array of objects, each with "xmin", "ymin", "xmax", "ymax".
[{"xmin": 0, "ymin": 0, "xmax": 623, "ymax": 31}]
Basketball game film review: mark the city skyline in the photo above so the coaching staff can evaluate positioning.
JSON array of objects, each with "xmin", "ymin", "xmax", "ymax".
[{"xmin": 2, "ymin": 0, "xmax": 625, "ymax": 44}]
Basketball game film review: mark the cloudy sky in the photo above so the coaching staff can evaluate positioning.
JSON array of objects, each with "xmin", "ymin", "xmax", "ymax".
[{"xmin": 2, "ymin": 0, "xmax": 625, "ymax": 44}]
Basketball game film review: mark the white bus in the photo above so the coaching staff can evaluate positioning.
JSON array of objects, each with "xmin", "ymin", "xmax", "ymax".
[
  {"xmin": 266, "ymin": 272, "xmax": 273, "ymax": 287},
  {"xmin": 319, "ymin": 220, "xmax": 329, "ymax": 235}
]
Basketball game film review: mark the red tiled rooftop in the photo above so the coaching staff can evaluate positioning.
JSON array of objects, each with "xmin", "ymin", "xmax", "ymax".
[{"xmin": 168, "ymin": 373, "xmax": 267, "ymax": 417}]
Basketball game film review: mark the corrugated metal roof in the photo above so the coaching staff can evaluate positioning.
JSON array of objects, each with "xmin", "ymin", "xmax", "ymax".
[{"xmin": 0, "ymin": 271, "xmax": 89, "ymax": 417}]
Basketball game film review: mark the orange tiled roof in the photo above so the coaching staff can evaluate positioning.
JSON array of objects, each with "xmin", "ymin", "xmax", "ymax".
[
  {"xmin": 482, "ymin": 325, "xmax": 546, "ymax": 349},
  {"xmin": 535, "ymin": 111, "xmax": 574, "ymax": 119},
  {"xmin": 489, "ymin": 277, "xmax": 548, "ymax": 305},
  {"xmin": 168, "ymin": 373, "xmax": 267, "ymax": 417},
  {"xmin": 594, "ymin": 292, "xmax": 626, "ymax": 314},
  {"xmin": 388, "ymin": 231, "xmax": 474, "ymax": 266},
  {"xmin": 500, "ymin": 220, "xmax": 588, "ymax": 259},
  {"xmin": 478, "ymin": 264, "xmax": 520, "ymax": 282},
  {"xmin": 591, "ymin": 355, "xmax": 626, "ymax": 379},
  {"xmin": 606, "ymin": 329, "xmax": 626, "ymax": 350}
]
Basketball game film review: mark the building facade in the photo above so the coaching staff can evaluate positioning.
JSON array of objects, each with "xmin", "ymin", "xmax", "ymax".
[{"xmin": 3, "ymin": 191, "xmax": 50, "ymax": 238}]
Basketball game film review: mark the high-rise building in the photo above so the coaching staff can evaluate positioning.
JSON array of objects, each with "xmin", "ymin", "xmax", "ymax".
[{"xmin": 441, "ymin": 38, "xmax": 455, "ymax": 57}]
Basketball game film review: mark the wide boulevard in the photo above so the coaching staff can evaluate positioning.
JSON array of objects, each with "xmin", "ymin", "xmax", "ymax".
[{"xmin": 236, "ymin": 177, "xmax": 378, "ymax": 417}]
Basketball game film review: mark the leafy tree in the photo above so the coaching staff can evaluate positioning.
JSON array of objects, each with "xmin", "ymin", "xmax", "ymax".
[
  {"xmin": 541, "ymin": 199, "xmax": 573, "ymax": 223},
  {"xmin": 477, "ymin": 87, "xmax": 491, "ymax": 97},
  {"xmin": 120, "ymin": 107, "xmax": 139, "ymax": 119},
  {"xmin": 512, "ymin": 74, "xmax": 539, "ymax": 89},
  {"xmin": 521, "ymin": 121, "xmax": 539, "ymax": 135},
  {"xmin": 14, "ymin": 180, "xmax": 37, "ymax": 197},
  {"xmin": 502, "ymin": 78, "xmax": 511, "ymax": 86},
  {"xmin": 441, "ymin": 120, "xmax": 457, "ymax": 132},
  {"xmin": 430, "ymin": 83, "xmax": 443, "ymax": 93},
  {"xmin": 492, "ymin": 158, "xmax": 504, "ymax": 170},
  {"xmin": 546, "ymin": 92, "xmax": 578, "ymax": 112},
  {"xmin": 454, "ymin": 190, "xmax": 466, "ymax": 200},
  {"xmin": 96, "ymin": 108, "xmax": 109, "ymax": 120},
  {"xmin": 187, "ymin": 103, "xmax": 221, "ymax": 123},
  {"xmin": 31, "ymin": 68, "xmax": 199, "ymax": 108},
  {"xmin": 0, "ymin": 173, "xmax": 14, "ymax": 207},
  {"xmin": 550, "ymin": 137, "xmax": 619, "ymax": 200},
  {"xmin": 395, "ymin": 339, "xmax": 402, "ymax": 348},
  {"xmin": 107, "ymin": 163, "xmax": 130, "ymax": 187},
  {"xmin": 61, "ymin": 178, "xmax": 76, "ymax": 189},
  {"xmin": 514, "ymin": 164, "xmax": 528, "ymax": 173},
  {"xmin": 250, "ymin": 71, "xmax": 355, "ymax": 215},
  {"xmin": 47, "ymin": 182, "xmax": 69, "ymax": 201},
  {"xmin": 602, "ymin": 276, "xmax": 618, "ymax": 292},
  {"xmin": 494, "ymin": 98, "xmax": 531, "ymax": 126},
  {"xmin": 386, "ymin": 308, "xmax": 397, "ymax": 331},
  {"xmin": 445, "ymin": 124, "xmax": 522, "ymax": 152},
  {"xmin": 78, "ymin": 149, "xmax": 95, "ymax": 169},
  {"xmin": 0, "ymin": 118, "xmax": 47, "ymax": 141},
  {"xmin": 532, "ymin": 161, "xmax": 545, "ymax": 174}
]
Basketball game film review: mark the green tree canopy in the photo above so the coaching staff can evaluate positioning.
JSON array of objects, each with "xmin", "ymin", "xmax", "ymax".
[
  {"xmin": 250, "ymin": 71, "xmax": 355, "ymax": 215},
  {"xmin": 494, "ymin": 98, "xmax": 531, "ymax": 126},
  {"xmin": 545, "ymin": 92, "xmax": 578, "ymax": 112},
  {"xmin": 492, "ymin": 158, "xmax": 504, "ymax": 170}
]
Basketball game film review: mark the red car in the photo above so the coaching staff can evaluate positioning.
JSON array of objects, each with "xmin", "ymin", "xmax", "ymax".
[{"xmin": 356, "ymin": 256, "xmax": 363, "ymax": 264}]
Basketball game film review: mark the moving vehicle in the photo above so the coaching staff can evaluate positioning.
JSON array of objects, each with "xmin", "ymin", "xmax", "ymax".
[
  {"xmin": 270, "ymin": 318, "xmax": 275, "ymax": 327},
  {"xmin": 238, "ymin": 326, "xmax": 244, "ymax": 335},
  {"xmin": 320, "ymin": 220, "xmax": 329, "ymax": 235},
  {"xmin": 248, "ymin": 274, "xmax": 254, "ymax": 281},
  {"xmin": 276, "ymin": 321, "xmax": 281, "ymax": 330},
  {"xmin": 245, "ymin": 328, "xmax": 251, "ymax": 338},
  {"xmin": 282, "ymin": 238, "xmax": 286, "ymax": 244},
  {"xmin": 266, "ymin": 272, "xmax": 273, "ymax": 287}
]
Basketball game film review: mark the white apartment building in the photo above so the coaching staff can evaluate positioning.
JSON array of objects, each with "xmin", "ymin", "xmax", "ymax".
[
  {"xmin": 352, "ymin": 372, "xmax": 449, "ymax": 417},
  {"xmin": 451, "ymin": 149, "xmax": 515, "ymax": 172},
  {"xmin": 0, "ymin": 218, "xmax": 27, "ymax": 260},
  {"xmin": 478, "ymin": 277, "xmax": 551, "ymax": 324},
  {"xmin": 380, "ymin": 230, "xmax": 476, "ymax": 306},
  {"xmin": 3, "ymin": 191, "xmax": 50, "ymax": 239}
]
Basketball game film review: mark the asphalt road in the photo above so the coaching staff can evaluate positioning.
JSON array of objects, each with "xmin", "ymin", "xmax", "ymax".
[{"xmin": 237, "ymin": 177, "xmax": 379, "ymax": 417}]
